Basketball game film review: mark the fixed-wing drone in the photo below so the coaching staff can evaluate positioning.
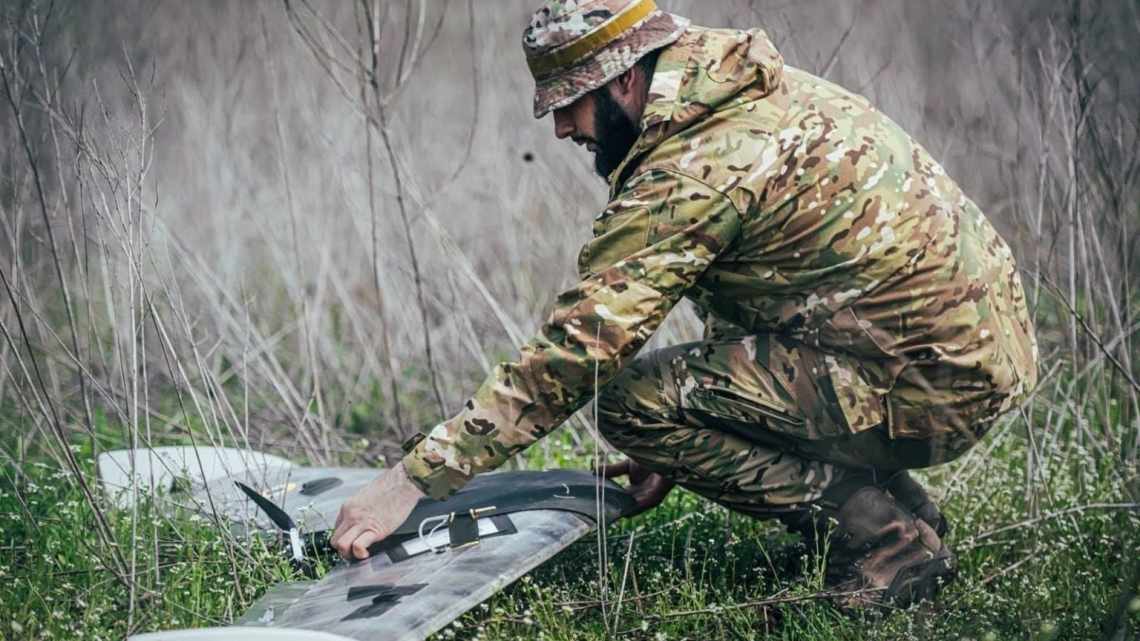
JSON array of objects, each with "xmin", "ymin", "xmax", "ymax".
[{"xmin": 97, "ymin": 447, "xmax": 634, "ymax": 641}]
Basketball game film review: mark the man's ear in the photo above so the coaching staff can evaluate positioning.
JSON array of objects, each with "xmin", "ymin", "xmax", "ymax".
[{"xmin": 611, "ymin": 65, "xmax": 641, "ymax": 102}]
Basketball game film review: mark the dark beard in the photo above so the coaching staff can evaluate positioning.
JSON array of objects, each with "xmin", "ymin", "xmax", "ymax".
[{"xmin": 592, "ymin": 87, "xmax": 641, "ymax": 179}]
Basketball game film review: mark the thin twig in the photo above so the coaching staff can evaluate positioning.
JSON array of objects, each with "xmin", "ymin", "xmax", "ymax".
[
  {"xmin": 633, "ymin": 586, "xmax": 883, "ymax": 622},
  {"xmin": 819, "ymin": 12, "xmax": 856, "ymax": 79},
  {"xmin": 1040, "ymin": 275, "xmax": 1139, "ymax": 395},
  {"xmin": 962, "ymin": 501, "xmax": 1139, "ymax": 548},
  {"xmin": 366, "ymin": 25, "xmax": 447, "ymax": 419}
]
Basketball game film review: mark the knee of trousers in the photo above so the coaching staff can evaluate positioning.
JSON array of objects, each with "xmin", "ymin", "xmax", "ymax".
[{"xmin": 596, "ymin": 349, "xmax": 679, "ymax": 444}]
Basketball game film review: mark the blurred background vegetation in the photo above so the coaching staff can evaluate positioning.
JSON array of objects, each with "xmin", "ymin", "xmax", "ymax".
[{"xmin": 1, "ymin": 1, "xmax": 1137, "ymax": 639}]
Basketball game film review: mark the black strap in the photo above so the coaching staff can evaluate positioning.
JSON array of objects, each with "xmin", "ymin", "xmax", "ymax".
[
  {"xmin": 377, "ymin": 514, "xmax": 517, "ymax": 562},
  {"xmin": 387, "ymin": 470, "xmax": 635, "ymax": 539}
]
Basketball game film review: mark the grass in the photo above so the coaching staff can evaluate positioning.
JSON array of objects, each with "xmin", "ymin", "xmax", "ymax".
[
  {"xmin": 1, "ymin": 1, "xmax": 1138, "ymax": 640},
  {"xmin": 2, "ymin": 396, "xmax": 1138, "ymax": 640},
  {"xmin": 0, "ymin": 453, "xmax": 298, "ymax": 640}
]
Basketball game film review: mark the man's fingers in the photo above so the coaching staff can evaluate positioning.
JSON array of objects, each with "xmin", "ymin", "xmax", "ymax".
[
  {"xmin": 631, "ymin": 474, "xmax": 674, "ymax": 512},
  {"xmin": 598, "ymin": 459, "xmax": 632, "ymax": 479},
  {"xmin": 597, "ymin": 460, "xmax": 672, "ymax": 514},
  {"xmin": 331, "ymin": 510, "xmax": 358, "ymax": 545},
  {"xmin": 333, "ymin": 523, "xmax": 364, "ymax": 559},
  {"xmin": 350, "ymin": 529, "xmax": 383, "ymax": 561},
  {"xmin": 632, "ymin": 486, "xmax": 657, "ymax": 506},
  {"xmin": 332, "ymin": 523, "xmax": 361, "ymax": 558}
]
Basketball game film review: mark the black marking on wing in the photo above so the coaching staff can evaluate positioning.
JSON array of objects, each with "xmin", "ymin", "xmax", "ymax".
[
  {"xmin": 299, "ymin": 477, "xmax": 343, "ymax": 496},
  {"xmin": 342, "ymin": 583, "xmax": 428, "ymax": 621}
]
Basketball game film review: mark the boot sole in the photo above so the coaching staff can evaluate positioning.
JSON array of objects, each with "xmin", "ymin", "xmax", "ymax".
[{"xmin": 885, "ymin": 544, "xmax": 958, "ymax": 607}]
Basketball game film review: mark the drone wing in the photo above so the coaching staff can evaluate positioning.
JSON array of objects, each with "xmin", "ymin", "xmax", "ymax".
[
  {"xmin": 100, "ymin": 448, "xmax": 634, "ymax": 641},
  {"xmin": 234, "ymin": 470, "xmax": 633, "ymax": 641}
]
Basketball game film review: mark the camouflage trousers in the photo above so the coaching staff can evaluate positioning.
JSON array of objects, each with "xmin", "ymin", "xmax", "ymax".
[{"xmin": 597, "ymin": 335, "xmax": 966, "ymax": 518}]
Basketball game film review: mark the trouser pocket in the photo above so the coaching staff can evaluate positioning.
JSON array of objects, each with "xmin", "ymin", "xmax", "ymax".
[
  {"xmin": 674, "ymin": 334, "xmax": 878, "ymax": 441},
  {"xmin": 685, "ymin": 386, "xmax": 809, "ymax": 435}
]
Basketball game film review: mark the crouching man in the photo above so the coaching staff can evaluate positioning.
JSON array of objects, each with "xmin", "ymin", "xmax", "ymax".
[{"xmin": 332, "ymin": 0, "xmax": 1038, "ymax": 608}]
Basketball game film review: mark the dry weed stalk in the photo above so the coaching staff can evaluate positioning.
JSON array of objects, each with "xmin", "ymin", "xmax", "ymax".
[
  {"xmin": 284, "ymin": 0, "xmax": 450, "ymax": 427},
  {"xmin": 0, "ymin": 0, "xmax": 1136, "ymax": 634}
]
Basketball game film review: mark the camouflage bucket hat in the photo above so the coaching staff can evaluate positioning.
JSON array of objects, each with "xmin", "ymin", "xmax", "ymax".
[{"xmin": 523, "ymin": 0, "xmax": 690, "ymax": 118}]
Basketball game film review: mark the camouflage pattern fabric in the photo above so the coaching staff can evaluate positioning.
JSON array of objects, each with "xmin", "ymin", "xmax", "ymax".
[
  {"xmin": 403, "ymin": 26, "xmax": 1038, "ymax": 501},
  {"xmin": 596, "ymin": 335, "xmax": 977, "ymax": 516},
  {"xmin": 524, "ymin": 0, "xmax": 688, "ymax": 117},
  {"xmin": 598, "ymin": 337, "xmax": 848, "ymax": 515}
]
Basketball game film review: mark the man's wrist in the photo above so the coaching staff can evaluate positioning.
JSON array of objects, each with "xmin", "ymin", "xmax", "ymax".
[
  {"xmin": 392, "ymin": 461, "xmax": 426, "ymax": 499},
  {"xmin": 401, "ymin": 448, "xmax": 460, "ymax": 500}
]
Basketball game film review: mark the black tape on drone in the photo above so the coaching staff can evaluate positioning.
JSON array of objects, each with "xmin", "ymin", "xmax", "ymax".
[{"xmin": 386, "ymin": 470, "xmax": 636, "ymax": 539}]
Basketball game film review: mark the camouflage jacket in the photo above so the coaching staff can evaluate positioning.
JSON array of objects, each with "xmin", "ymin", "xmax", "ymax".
[{"xmin": 403, "ymin": 26, "xmax": 1039, "ymax": 499}]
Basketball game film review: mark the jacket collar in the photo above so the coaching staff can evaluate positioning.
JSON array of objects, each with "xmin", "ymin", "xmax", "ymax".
[{"xmin": 607, "ymin": 26, "xmax": 785, "ymax": 197}]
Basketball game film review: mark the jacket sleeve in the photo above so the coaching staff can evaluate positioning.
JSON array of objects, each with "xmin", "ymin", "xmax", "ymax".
[{"xmin": 402, "ymin": 169, "xmax": 742, "ymax": 499}]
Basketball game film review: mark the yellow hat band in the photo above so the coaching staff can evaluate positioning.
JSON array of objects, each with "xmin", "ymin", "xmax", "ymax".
[{"xmin": 526, "ymin": 0, "xmax": 658, "ymax": 79}]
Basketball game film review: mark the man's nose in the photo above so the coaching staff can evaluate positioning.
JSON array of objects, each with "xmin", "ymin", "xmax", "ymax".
[{"xmin": 553, "ymin": 109, "xmax": 574, "ymax": 140}]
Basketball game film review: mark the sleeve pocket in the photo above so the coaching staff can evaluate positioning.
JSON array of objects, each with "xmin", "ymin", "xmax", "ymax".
[{"xmin": 578, "ymin": 208, "xmax": 652, "ymax": 278}]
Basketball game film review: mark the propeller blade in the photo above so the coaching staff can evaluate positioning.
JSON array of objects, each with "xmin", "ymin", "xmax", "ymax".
[{"xmin": 235, "ymin": 481, "xmax": 296, "ymax": 532}]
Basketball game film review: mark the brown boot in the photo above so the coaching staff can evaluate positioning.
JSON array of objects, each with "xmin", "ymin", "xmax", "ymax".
[
  {"xmin": 827, "ymin": 486, "xmax": 957, "ymax": 609},
  {"xmin": 884, "ymin": 470, "xmax": 950, "ymax": 537}
]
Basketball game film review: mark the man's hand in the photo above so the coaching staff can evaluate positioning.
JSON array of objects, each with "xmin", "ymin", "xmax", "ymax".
[
  {"xmin": 599, "ymin": 459, "xmax": 674, "ymax": 516},
  {"xmin": 331, "ymin": 461, "xmax": 425, "ymax": 561}
]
